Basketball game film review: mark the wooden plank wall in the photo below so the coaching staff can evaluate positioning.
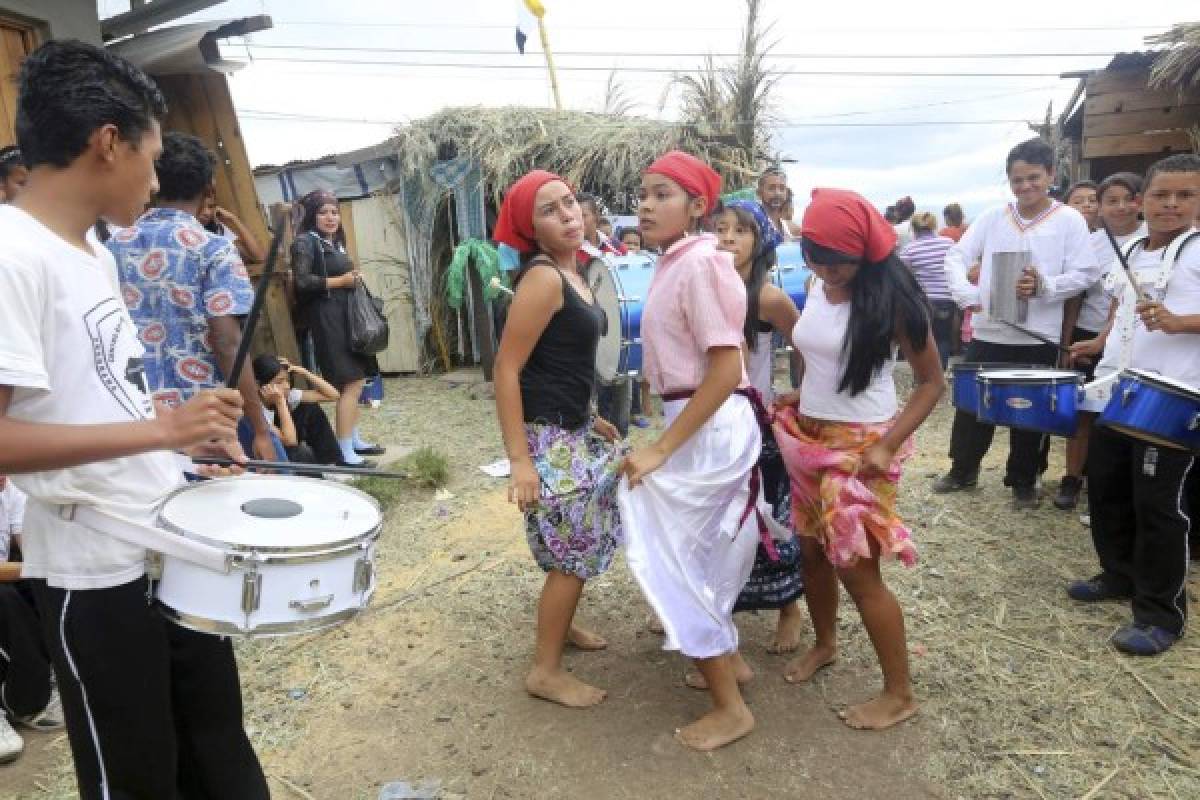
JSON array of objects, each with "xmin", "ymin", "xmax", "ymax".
[
  {"xmin": 347, "ymin": 195, "xmax": 420, "ymax": 372},
  {"xmin": 156, "ymin": 72, "xmax": 300, "ymax": 364},
  {"xmin": 0, "ymin": 17, "xmax": 37, "ymax": 147},
  {"xmin": 1082, "ymin": 68, "xmax": 1200, "ymax": 160}
]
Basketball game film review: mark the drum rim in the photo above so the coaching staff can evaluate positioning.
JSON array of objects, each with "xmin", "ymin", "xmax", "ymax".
[
  {"xmin": 1119, "ymin": 368, "xmax": 1200, "ymax": 399},
  {"xmin": 157, "ymin": 475, "xmax": 382, "ymax": 555},
  {"xmin": 951, "ymin": 362, "xmax": 1040, "ymax": 374},
  {"xmin": 591, "ymin": 261, "xmax": 631, "ymax": 383},
  {"xmin": 157, "ymin": 600, "xmax": 368, "ymax": 638},
  {"xmin": 1101, "ymin": 422, "xmax": 1197, "ymax": 452},
  {"xmin": 978, "ymin": 369, "xmax": 1083, "ymax": 384}
]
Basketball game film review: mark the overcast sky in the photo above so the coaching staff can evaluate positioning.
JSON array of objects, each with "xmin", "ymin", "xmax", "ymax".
[{"xmin": 102, "ymin": 0, "xmax": 1189, "ymax": 220}]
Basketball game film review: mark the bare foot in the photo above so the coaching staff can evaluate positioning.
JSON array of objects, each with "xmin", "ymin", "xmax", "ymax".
[
  {"xmin": 674, "ymin": 705, "xmax": 755, "ymax": 751},
  {"xmin": 838, "ymin": 692, "xmax": 918, "ymax": 730},
  {"xmin": 646, "ymin": 613, "xmax": 665, "ymax": 635},
  {"xmin": 566, "ymin": 625, "xmax": 608, "ymax": 651},
  {"xmin": 783, "ymin": 644, "xmax": 837, "ymax": 683},
  {"xmin": 685, "ymin": 652, "xmax": 754, "ymax": 690},
  {"xmin": 768, "ymin": 604, "xmax": 805, "ymax": 654},
  {"xmin": 525, "ymin": 667, "xmax": 607, "ymax": 708}
]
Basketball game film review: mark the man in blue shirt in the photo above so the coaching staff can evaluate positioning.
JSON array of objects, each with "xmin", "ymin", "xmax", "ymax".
[{"xmin": 108, "ymin": 132, "xmax": 277, "ymax": 460}]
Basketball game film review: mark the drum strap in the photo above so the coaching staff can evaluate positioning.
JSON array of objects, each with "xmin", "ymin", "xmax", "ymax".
[{"xmin": 56, "ymin": 503, "xmax": 230, "ymax": 574}]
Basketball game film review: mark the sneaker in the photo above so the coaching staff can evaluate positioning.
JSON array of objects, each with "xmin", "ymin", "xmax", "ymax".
[
  {"xmin": 932, "ymin": 470, "xmax": 978, "ymax": 493},
  {"xmin": 1111, "ymin": 622, "xmax": 1179, "ymax": 656},
  {"xmin": 0, "ymin": 716, "xmax": 23, "ymax": 764},
  {"xmin": 1067, "ymin": 575, "xmax": 1131, "ymax": 603},
  {"xmin": 1053, "ymin": 475, "xmax": 1083, "ymax": 511},
  {"xmin": 1013, "ymin": 486, "xmax": 1040, "ymax": 510},
  {"xmin": 336, "ymin": 458, "xmax": 378, "ymax": 470},
  {"xmin": 16, "ymin": 688, "xmax": 65, "ymax": 732},
  {"xmin": 354, "ymin": 444, "xmax": 386, "ymax": 456}
]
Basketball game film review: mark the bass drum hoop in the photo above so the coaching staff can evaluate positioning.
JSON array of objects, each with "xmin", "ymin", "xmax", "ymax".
[{"xmin": 590, "ymin": 262, "xmax": 629, "ymax": 385}]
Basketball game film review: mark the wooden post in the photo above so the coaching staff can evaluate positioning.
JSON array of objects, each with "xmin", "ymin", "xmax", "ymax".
[{"xmin": 466, "ymin": 258, "xmax": 496, "ymax": 382}]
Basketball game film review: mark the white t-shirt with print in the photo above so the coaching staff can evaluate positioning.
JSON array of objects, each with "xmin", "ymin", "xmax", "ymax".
[
  {"xmin": 0, "ymin": 206, "xmax": 184, "ymax": 589},
  {"xmin": 1080, "ymin": 224, "xmax": 1148, "ymax": 333},
  {"xmin": 1128, "ymin": 231, "xmax": 1200, "ymax": 389}
]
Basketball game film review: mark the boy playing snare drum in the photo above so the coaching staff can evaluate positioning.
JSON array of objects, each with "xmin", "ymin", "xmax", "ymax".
[{"xmin": 1067, "ymin": 154, "xmax": 1200, "ymax": 656}]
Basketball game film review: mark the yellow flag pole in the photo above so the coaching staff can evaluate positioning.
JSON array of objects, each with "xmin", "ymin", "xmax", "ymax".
[{"xmin": 527, "ymin": 2, "xmax": 562, "ymax": 111}]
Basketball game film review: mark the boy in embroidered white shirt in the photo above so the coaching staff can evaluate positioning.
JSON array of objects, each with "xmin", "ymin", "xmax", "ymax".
[{"xmin": 936, "ymin": 138, "xmax": 1100, "ymax": 509}]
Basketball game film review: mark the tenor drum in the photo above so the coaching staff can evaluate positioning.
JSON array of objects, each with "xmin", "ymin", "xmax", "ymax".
[
  {"xmin": 611, "ymin": 253, "xmax": 655, "ymax": 374},
  {"xmin": 771, "ymin": 243, "xmax": 811, "ymax": 311},
  {"xmin": 1098, "ymin": 369, "xmax": 1200, "ymax": 452},
  {"xmin": 977, "ymin": 369, "xmax": 1083, "ymax": 437},
  {"xmin": 155, "ymin": 476, "xmax": 383, "ymax": 637},
  {"xmin": 950, "ymin": 362, "xmax": 1036, "ymax": 414}
]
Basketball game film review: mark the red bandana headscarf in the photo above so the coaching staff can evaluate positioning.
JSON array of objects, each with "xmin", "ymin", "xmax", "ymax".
[
  {"xmin": 492, "ymin": 170, "xmax": 571, "ymax": 254},
  {"xmin": 644, "ymin": 150, "xmax": 721, "ymax": 218},
  {"xmin": 802, "ymin": 188, "xmax": 898, "ymax": 263}
]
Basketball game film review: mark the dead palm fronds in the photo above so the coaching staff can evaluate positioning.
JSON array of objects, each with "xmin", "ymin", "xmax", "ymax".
[{"xmin": 1146, "ymin": 21, "xmax": 1200, "ymax": 92}]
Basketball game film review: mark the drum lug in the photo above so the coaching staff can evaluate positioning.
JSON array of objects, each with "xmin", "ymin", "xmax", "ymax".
[
  {"xmin": 289, "ymin": 594, "xmax": 334, "ymax": 613},
  {"xmin": 1189, "ymin": 413, "xmax": 1200, "ymax": 432},
  {"xmin": 1049, "ymin": 393, "xmax": 1057, "ymax": 413},
  {"xmin": 353, "ymin": 556, "xmax": 374, "ymax": 593},
  {"xmin": 1122, "ymin": 384, "xmax": 1137, "ymax": 407},
  {"xmin": 241, "ymin": 571, "xmax": 262, "ymax": 613}
]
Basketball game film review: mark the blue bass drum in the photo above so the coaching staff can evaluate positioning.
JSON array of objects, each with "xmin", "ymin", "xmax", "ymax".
[
  {"xmin": 609, "ymin": 253, "xmax": 655, "ymax": 375},
  {"xmin": 1099, "ymin": 368, "xmax": 1200, "ymax": 452},
  {"xmin": 977, "ymin": 369, "xmax": 1083, "ymax": 437},
  {"xmin": 771, "ymin": 242, "xmax": 811, "ymax": 311}
]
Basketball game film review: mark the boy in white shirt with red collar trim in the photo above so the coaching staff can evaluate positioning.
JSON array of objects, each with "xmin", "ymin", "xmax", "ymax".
[
  {"xmin": 0, "ymin": 40, "xmax": 267, "ymax": 798},
  {"xmin": 1067, "ymin": 154, "xmax": 1200, "ymax": 656},
  {"xmin": 936, "ymin": 138, "xmax": 1101, "ymax": 509}
]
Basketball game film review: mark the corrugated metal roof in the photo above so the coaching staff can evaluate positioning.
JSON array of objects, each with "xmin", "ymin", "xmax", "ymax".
[{"xmin": 109, "ymin": 15, "xmax": 272, "ymax": 76}]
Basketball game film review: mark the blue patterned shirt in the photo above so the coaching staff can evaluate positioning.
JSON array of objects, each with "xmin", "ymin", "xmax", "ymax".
[{"xmin": 108, "ymin": 207, "xmax": 254, "ymax": 405}]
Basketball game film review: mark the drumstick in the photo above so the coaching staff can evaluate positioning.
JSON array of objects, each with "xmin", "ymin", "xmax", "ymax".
[
  {"xmin": 225, "ymin": 213, "xmax": 287, "ymax": 390},
  {"xmin": 998, "ymin": 320, "xmax": 1074, "ymax": 357},
  {"xmin": 189, "ymin": 456, "xmax": 409, "ymax": 479},
  {"xmin": 1100, "ymin": 219, "xmax": 1153, "ymax": 305}
]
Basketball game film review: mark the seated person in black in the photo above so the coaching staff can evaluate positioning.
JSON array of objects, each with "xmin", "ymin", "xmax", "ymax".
[{"xmin": 252, "ymin": 355, "xmax": 342, "ymax": 466}]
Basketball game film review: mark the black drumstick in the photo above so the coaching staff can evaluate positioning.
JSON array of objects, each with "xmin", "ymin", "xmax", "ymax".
[
  {"xmin": 225, "ymin": 214, "xmax": 286, "ymax": 390},
  {"xmin": 998, "ymin": 320, "xmax": 1074, "ymax": 358},
  {"xmin": 190, "ymin": 456, "xmax": 409, "ymax": 479},
  {"xmin": 1100, "ymin": 219, "xmax": 1153, "ymax": 305}
]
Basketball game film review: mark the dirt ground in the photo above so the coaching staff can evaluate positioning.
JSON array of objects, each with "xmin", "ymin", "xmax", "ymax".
[{"xmin": 5, "ymin": 364, "xmax": 1198, "ymax": 800}]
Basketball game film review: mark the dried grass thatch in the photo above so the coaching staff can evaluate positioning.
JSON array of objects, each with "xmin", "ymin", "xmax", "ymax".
[
  {"xmin": 1147, "ymin": 21, "xmax": 1200, "ymax": 92},
  {"xmin": 390, "ymin": 105, "xmax": 757, "ymax": 211}
]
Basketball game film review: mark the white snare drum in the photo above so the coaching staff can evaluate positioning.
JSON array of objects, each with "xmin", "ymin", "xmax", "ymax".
[{"xmin": 155, "ymin": 476, "xmax": 383, "ymax": 637}]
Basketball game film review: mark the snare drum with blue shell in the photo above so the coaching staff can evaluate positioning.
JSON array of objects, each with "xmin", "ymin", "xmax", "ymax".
[
  {"xmin": 977, "ymin": 369, "xmax": 1083, "ymax": 437},
  {"xmin": 1098, "ymin": 368, "xmax": 1200, "ymax": 452},
  {"xmin": 950, "ymin": 362, "xmax": 1033, "ymax": 415},
  {"xmin": 771, "ymin": 242, "xmax": 811, "ymax": 311}
]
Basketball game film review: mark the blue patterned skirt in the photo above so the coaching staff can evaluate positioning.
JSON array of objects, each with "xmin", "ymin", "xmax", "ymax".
[{"xmin": 523, "ymin": 422, "xmax": 625, "ymax": 580}]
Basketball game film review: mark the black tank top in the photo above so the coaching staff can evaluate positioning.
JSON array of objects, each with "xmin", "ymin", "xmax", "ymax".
[{"xmin": 520, "ymin": 264, "xmax": 604, "ymax": 429}]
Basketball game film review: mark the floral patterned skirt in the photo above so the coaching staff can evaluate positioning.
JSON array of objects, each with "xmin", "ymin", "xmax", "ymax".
[{"xmin": 524, "ymin": 422, "xmax": 626, "ymax": 580}]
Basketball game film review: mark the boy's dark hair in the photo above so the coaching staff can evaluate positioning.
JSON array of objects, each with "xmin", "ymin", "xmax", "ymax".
[
  {"xmin": 0, "ymin": 145, "xmax": 23, "ymax": 180},
  {"xmin": 155, "ymin": 132, "xmax": 215, "ymax": 202},
  {"xmin": 16, "ymin": 39, "xmax": 166, "ymax": 169},
  {"xmin": 252, "ymin": 354, "xmax": 285, "ymax": 386},
  {"xmin": 1005, "ymin": 137, "xmax": 1055, "ymax": 174},
  {"xmin": 576, "ymin": 193, "xmax": 601, "ymax": 216},
  {"xmin": 1063, "ymin": 180, "xmax": 1098, "ymax": 204},
  {"xmin": 1143, "ymin": 154, "xmax": 1200, "ymax": 190},
  {"xmin": 893, "ymin": 196, "xmax": 915, "ymax": 222},
  {"xmin": 1097, "ymin": 171, "xmax": 1142, "ymax": 201},
  {"xmin": 943, "ymin": 202, "xmax": 964, "ymax": 227}
]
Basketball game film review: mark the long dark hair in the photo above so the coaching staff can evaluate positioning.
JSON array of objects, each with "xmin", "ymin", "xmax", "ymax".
[
  {"xmin": 722, "ymin": 205, "xmax": 777, "ymax": 351},
  {"xmin": 802, "ymin": 239, "xmax": 931, "ymax": 396},
  {"xmin": 298, "ymin": 197, "xmax": 347, "ymax": 248}
]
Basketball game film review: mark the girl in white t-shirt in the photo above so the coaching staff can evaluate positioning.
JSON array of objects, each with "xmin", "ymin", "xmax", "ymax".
[{"xmin": 773, "ymin": 189, "xmax": 944, "ymax": 730}]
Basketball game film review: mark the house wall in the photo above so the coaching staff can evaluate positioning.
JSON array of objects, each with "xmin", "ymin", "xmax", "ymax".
[
  {"xmin": 0, "ymin": 0, "xmax": 100, "ymax": 43},
  {"xmin": 1082, "ymin": 68, "xmax": 1199, "ymax": 164},
  {"xmin": 347, "ymin": 194, "xmax": 420, "ymax": 373}
]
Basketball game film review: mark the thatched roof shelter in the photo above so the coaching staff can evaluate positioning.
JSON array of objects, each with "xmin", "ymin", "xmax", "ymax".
[
  {"xmin": 1148, "ymin": 21, "xmax": 1200, "ymax": 93},
  {"xmin": 391, "ymin": 105, "xmax": 758, "ymax": 212}
]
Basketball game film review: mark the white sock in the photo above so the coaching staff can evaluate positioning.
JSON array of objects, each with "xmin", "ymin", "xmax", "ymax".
[{"xmin": 338, "ymin": 437, "xmax": 363, "ymax": 464}]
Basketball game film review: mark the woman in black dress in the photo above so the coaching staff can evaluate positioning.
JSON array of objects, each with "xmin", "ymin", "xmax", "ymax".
[{"xmin": 290, "ymin": 189, "xmax": 384, "ymax": 466}]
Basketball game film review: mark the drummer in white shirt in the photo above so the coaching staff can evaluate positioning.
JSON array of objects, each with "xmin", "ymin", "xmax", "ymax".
[
  {"xmin": 1066, "ymin": 153, "xmax": 1200, "ymax": 657},
  {"xmin": 935, "ymin": 138, "xmax": 1101, "ymax": 509},
  {"xmin": 1056, "ymin": 174, "xmax": 1147, "ymax": 511}
]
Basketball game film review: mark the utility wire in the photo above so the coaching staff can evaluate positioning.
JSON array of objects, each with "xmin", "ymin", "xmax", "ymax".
[{"xmin": 241, "ymin": 44, "xmax": 1121, "ymax": 59}]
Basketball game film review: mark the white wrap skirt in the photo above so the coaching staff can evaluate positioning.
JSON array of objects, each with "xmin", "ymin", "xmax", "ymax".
[{"xmin": 618, "ymin": 393, "xmax": 764, "ymax": 659}]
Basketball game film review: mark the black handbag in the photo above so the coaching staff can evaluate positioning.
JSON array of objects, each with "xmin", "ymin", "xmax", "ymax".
[{"xmin": 348, "ymin": 276, "xmax": 389, "ymax": 354}]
